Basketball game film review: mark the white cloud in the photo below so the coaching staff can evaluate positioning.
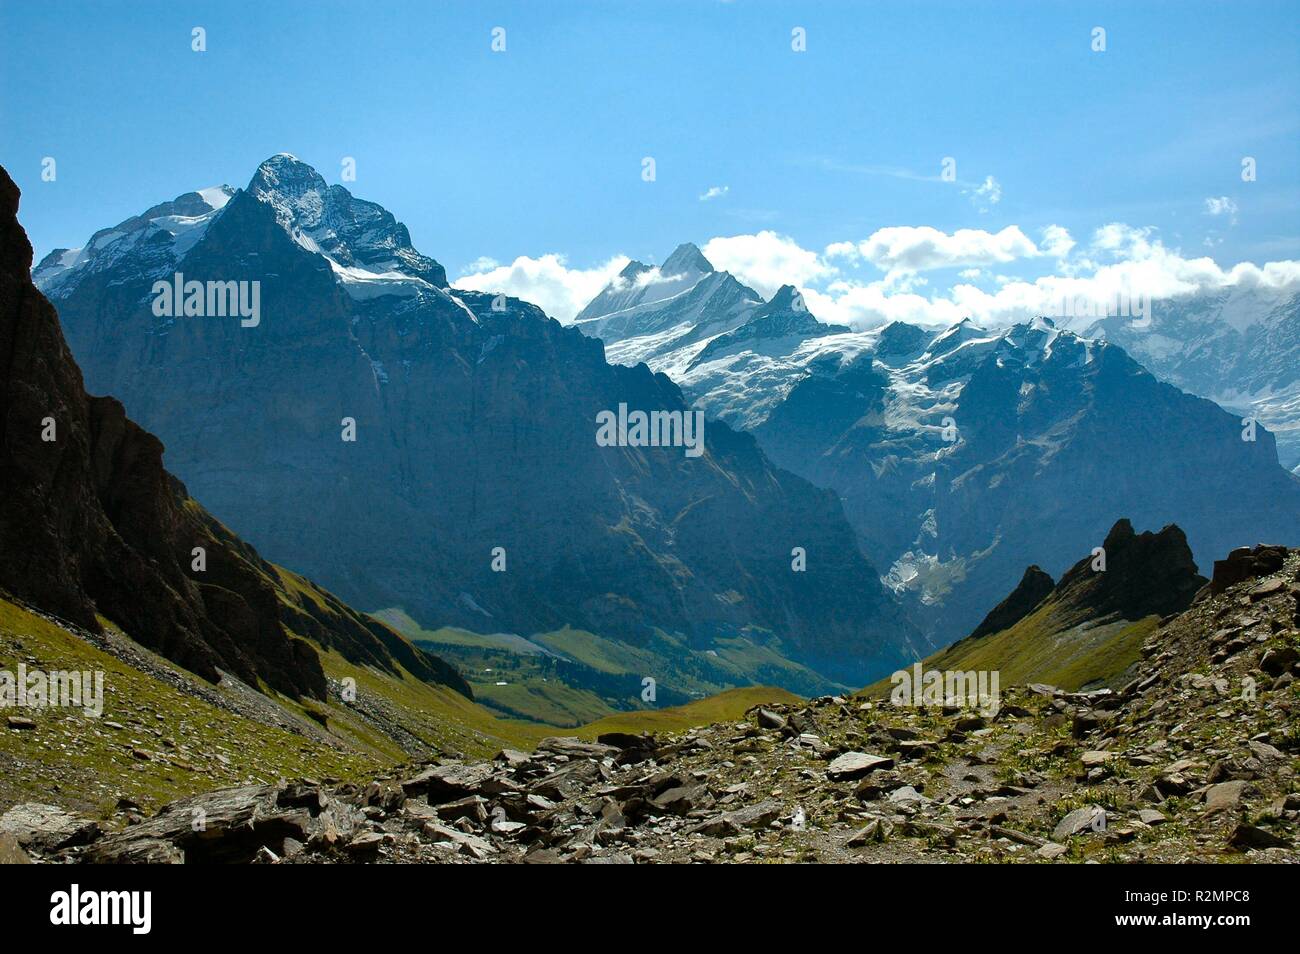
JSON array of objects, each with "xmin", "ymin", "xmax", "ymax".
[
  {"xmin": 1040, "ymin": 225, "xmax": 1076, "ymax": 259},
  {"xmin": 964, "ymin": 175, "xmax": 1002, "ymax": 212},
  {"xmin": 813, "ymin": 224, "xmax": 1300, "ymax": 330},
  {"xmin": 455, "ymin": 221, "xmax": 1300, "ymax": 333},
  {"xmin": 701, "ymin": 231, "xmax": 837, "ymax": 297},
  {"xmin": 454, "ymin": 253, "xmax": 630, "ymax": 322},
  {"xmin": 1204, "ymin": 196, "xmax": 1239, "ymax": 225},
  {"xmin": 462, "ymin": 256, "xmax": 500, "ymax": 273},
  {"xmin": 1204, "ymin": 196, "xmax": 1238, "ymax": 217},
  {"xmin": 823, "ymin": 240, "xmax": 860, "ymax": 262},
  {"xmin": 699, "ymin": 185, "xmax": 729, "ymax": 202},
  {"xmin": 857, "ymin": 225, "xmax": 1041, "ymax": 275}
]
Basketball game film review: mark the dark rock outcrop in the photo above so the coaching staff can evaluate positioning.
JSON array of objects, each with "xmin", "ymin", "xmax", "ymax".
[
  {"xmin": 1052, "ymin": 519, "xmax": 1207, "ymax": 623},
  {"xmin": 966, "ymin": 565, "xmax": 1055, "ymax": 641},
  {"xmin": 1209, "ymin": 544, "xmax": 1289, "ymax": 595}
]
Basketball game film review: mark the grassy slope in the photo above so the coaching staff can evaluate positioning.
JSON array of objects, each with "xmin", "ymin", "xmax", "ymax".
[
  {"xmin": 532, "ymin": 626, "xmax": 844, "ymax": 696},
  {"xmin": 470, "ymin": 680, "xmax": 617, "ymax": 728},
  {"xmin": 384, "ymin": 603, "xmax": 841, "ymax": 726},
  {"xmin": 1, "ymin": 595, "xmax": 802, "ymax": 819},
  {"xmin": 375, "ymin": 614, "xmax": 624, "ymax": 726},
  {"xmin": 862, "ymin": 596, "xmax": 1158, "ymax": 696},
  {"xmin": 0, "ymin": 597, "xmax": 382, "ymax": 816},
  {"xmin": 372, "ymin": 610, "xmax": 550, "ymax": 655},
  {"xmin": 569, "ymin": 686, "xmax": 803, "ymax": 739},
  {"xmin": 0, "ymin": 594, "xmax": 553, "ymax": 815}
]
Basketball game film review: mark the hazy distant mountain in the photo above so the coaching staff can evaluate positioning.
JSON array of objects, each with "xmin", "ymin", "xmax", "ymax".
[
  {"xmin": 36, "ymin": 156, "xmax": 918, "ymax": 688},
  {"xmin": 753, "ymin": 315, "xmax": 1300, "ymax": 643},
  {"xmin": 1084, "ymin": 287, "xmax": 1300, "ymax": 472}
]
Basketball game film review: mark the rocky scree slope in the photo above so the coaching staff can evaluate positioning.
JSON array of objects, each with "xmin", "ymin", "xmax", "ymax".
[{"xmin": 10, "ymin": 539, "xmax": 1297, "ymax": 864}]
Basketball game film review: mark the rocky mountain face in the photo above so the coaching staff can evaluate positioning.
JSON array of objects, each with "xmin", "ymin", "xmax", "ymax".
[
  {"xmin": 11, "ymin": 537, "xmax": 1297, "ymax": 864},
  {"xmin": 38, "ymin": 157, "xmax": 917, "ymax": 688},
  {"xmin": 248, "ymin": 154, "xmax": 447, "ymax": 287},
  {"xmin": 1048, "ymin": 520, "xmax": 1208, "ymax": 626},
  {"xmin": 608, "ymin": 292, "xmax": 1300, "ymax": 647},
  {"xmin": 1084, "ymin": 288, "xmax": 1300, "ymax": 473},
  {"xmin": 0, "ymin": 164, "xmax": 465, "ymax": 701}
]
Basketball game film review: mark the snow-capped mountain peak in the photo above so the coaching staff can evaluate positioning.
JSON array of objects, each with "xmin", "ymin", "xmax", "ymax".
[
  {"xmin": 687, "ymin": 285, "xmax": 850, "ymax": 369},
  {"xmin": 247, "ymin": 154, "xmax": 446, "ymax": 290},
  {"xmin": 34, "ymin": 155, "xmax": 449, "ymax": 304},
  {"xmin": 925, "ymin": 317, "xmax": 988, "ymax": 357},
  {"xmin": 660, "ymin": 241, "xmax": 715, "ymax": 277},
  {"xmin": 574, "ymin": 241, "xmax": 723, "ymax": 327}
]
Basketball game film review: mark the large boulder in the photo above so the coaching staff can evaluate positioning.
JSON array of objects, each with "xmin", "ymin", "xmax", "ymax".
[
  {"xmin": 86, "ymin": 785, "xmax": 311, "ymax": 864},
  {"xmin": 0, "ymin": 803, "xmax": 100, "ymax": 853}
]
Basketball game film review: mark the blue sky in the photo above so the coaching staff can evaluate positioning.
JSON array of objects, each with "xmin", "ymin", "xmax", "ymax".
[{"xmin": 3, "ymin": 0, "xmax": 1298, "ymax": 325}]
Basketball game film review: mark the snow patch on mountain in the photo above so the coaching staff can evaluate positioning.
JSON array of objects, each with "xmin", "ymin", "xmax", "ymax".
[
  {"xmin": 326, "ymin": 258, "xmax": 434, "ymax": 300},
  {"xmin": 198, "ymin": 185, "xmax": 235, "ymax": 210},
  {"xmin": 32, "ymin": 188, "xmax": 234, "ymax": 294}
]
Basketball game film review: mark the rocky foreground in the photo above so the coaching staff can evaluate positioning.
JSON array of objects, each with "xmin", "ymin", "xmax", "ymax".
[{"xmin": 3, "ymin": 545, "xmax": 1298, "ymax": 864}]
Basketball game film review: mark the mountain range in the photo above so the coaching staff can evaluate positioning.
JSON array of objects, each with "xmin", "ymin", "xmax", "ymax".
[
  {"xmin": 34, "ymin": 155, "xmax": 917, "ymax": 690},
  {"xmin": 4, "ymin": 157, "xmax": 1299, "ymax": 866},
  {"xmin": 26, "ymin": 152, "xmax": 1300, "ymax": 683},
  {"xmin": 574, "ymin": 249, "xmax": 1300, "ymax": 646}
]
